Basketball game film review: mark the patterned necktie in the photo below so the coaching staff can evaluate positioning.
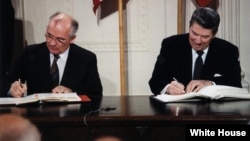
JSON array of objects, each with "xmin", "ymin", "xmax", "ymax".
[
  {"xmin": 50, "ymin": 55, "xmax": 60, "ymax": 88},
  {"xmin": 193, "ymin": 51, "xmax": 204, "ymax": 80}
]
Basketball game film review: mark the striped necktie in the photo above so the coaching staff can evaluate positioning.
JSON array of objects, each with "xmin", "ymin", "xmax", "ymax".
[{"xmin": 50, "ymin": 55, "xmax": 60, "ymax": 88}]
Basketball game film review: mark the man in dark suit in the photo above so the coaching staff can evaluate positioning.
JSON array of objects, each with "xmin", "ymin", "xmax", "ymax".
[
  {"xmin": 4, "ymin": 12, "xmax": 103, "ymax": 97},
  {"xmin": 0, "ymin": 0, "xmax": 15, "ymax": 97},
  {"xmin": 149, "ymin": 7, "xmax": 242, "ymax": 95}
]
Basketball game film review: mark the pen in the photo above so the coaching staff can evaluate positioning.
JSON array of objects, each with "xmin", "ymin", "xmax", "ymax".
[
  {"xmin": 173, "ymin": 77, "xmax": 185, "ymax": 93},
  {"xmin": 18, "ymin": 78, "xmax": 22, "ymax": 88},
  {"xmin": 173, "ymin": 77, "xmax": 178, "ymax": 82}
]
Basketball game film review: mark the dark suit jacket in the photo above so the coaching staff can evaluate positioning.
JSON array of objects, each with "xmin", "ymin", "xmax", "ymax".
[
  {"xmin": 4, "ymin": 42, "xmax": 103, "ymax": 96},
  {"xmin": 149, "ymin": 33, "xmax": 242, "ymax": 95}
]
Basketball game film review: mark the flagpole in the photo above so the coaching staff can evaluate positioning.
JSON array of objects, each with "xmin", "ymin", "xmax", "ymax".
[
  {"xmin": 118, "ymin": 0, "xmax": 126, "ymax": 96},
  {"xmin": 178, "ymin": 0, "xmax": 186, "ymax": 34}
]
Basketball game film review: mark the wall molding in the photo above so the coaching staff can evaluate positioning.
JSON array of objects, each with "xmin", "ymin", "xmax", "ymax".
[{"xmin": 76, "ymin": 0, "xmax": 149, "ymax": 52}]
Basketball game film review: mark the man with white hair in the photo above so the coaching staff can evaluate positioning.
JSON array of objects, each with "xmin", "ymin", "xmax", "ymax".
[{"xmin": 0, "ymin": 114, "xmax": 41, "ymax": 141}]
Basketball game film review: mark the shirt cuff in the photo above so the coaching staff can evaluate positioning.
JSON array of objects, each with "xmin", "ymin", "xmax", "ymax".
[{"xmin": 160, "ymin": 84, "xmax": 170, "ymax": 94}]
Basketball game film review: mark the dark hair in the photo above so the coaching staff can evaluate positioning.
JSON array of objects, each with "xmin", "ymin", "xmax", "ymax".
[{"xmin": 189, "ymin": 7, "xmax": 220, "ymax": 35}]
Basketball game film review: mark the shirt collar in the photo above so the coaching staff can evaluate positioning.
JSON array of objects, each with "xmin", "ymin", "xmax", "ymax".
[
  {"xmin": 192, "ymin": 47, "xmax": 209, "ymax": 55},
  {"xmin": 50, "ymin": 47, "xmax": 70, "ymax": 61}
]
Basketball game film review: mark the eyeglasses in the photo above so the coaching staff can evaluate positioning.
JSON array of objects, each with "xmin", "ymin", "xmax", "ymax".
[{"xmin": 45, "ymin": 33, "xmax": 68, "ymax": 45}]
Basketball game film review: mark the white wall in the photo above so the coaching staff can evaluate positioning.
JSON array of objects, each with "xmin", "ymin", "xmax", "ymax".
[
  {"xmin": 12, "ymin": 0, "xmax": 250, "ymax": 95},
  {"xmin": 239, "ymin": 0, "xmax": 250, "ymax": 91}
]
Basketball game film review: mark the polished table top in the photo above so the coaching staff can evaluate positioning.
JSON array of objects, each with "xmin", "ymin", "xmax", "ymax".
[{"xmin": 1, "ymin": 95, "xmax": 250, "ymax": 126}]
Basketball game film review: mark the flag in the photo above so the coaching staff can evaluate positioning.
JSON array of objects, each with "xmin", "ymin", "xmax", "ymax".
[
  {"xmin": 93, "ymin": 0, "xmax": 102, "ymax": 14},
  {"xmin": 93, "ymin": 0, "xmax": 129, "ymax": 24},
  {"xmin": 192, "ymin": 0, "xmax": 219, "ymax": 10},
  {"xmin": 93, "ymin": 0, "xmax": 102, "ymax": 24},
  {"xmin": 196, "ymin": 0, "xmax": 213, "ymax": 7}
]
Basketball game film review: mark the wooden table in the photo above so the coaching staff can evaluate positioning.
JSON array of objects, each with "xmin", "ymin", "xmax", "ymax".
[{"xmin": 1, "ymin": 95, "xmax": 250, "ymax": 141}]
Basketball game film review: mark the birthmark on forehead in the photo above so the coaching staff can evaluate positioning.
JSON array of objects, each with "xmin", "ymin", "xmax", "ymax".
[
  {"xmin": 53, "ymin": 19, "xmax": 63, "ymax": 27},
  {"xmin": 50, "ymin": 14, "xmax": 72, "ymax": 28}
]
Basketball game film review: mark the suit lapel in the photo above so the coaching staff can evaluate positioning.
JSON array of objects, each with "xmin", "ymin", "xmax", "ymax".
[
  {"xmin": 184, "ymin": 45, "xmax": 193, "ymax": 81},
  {"xmin": 202, "ymin": 43, "xmax": 217, "ymax": 78},
  {"xmin": 60, "ymin": 45, "xmax": 76, "ymax": 85}
]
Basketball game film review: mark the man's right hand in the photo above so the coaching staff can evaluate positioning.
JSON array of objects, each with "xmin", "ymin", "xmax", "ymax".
[
  {"xmin": 10, "ymin": 80, "xmax": 27, "ymax": 98},
  {"xmin": 166, "ymin": 80, "xmax": 186, "ymax": 95}
]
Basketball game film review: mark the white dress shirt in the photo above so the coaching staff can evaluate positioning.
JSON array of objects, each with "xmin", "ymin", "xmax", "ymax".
[
  {"xmin": 50, "ymin": 48, "xmax": 69, "ymax": 84},
  {"xmin": 160, "ymin": 47, "xmax": 209, "ymax": 94}
]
